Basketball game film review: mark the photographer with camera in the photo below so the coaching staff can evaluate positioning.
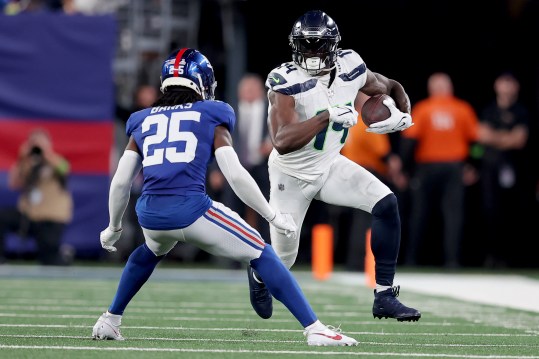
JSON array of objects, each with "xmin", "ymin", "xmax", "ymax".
[{"xmin": 0, "ymin": 128, "xmax": 73, "ymax": 265}]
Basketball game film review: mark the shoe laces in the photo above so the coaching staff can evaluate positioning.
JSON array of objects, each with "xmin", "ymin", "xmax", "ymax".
[
  {"xmin": 305, "ymin": 323, "xmax": 343, "ymax": 336},
  {"xmin": 391, "ymin": 285, "xmax": 400, "ymax": 297},
  {"xmin": 325, "ymin": 324, "xmax": 343, "ymax": 334}
]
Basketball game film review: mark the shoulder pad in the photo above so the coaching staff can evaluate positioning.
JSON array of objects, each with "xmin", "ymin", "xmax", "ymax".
[
  {"xmin": 265, "ymin": 62, "xmax": 317, "ymax": 96},
  {"xmin": 337, "ymin": 49, "xmax": 367, "ymax": 82},
  {"xmin": 337, "ymin": 48, "xmax": 361, "ymax": 60}
]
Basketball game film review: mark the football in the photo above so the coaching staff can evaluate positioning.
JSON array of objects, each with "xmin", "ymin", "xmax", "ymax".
[{"xmin": 360, "ymin": 94, "xmax": 394, "ymax": 126}]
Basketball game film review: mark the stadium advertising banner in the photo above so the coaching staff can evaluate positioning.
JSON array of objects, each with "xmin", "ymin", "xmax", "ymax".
[{"xmin": 0, "ymin": 14, "xmax": 116, "ymax": 259}]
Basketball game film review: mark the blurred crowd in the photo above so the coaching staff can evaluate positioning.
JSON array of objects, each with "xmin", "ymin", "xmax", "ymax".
[
  {"xmin": 1, "ymin": 71, "xmax": 537, "ymax": 269},
  {"xmin": 0, "ymin": 6, "xmax": 537, "ymax": 269},
  {"xmin": 1, "ymin": 0, "xmax": 124, "ymax": 14}
]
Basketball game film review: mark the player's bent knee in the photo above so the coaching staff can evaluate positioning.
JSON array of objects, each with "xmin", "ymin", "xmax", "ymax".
[
  {"xmin": 271, "ymin": 240, "xmax": 297, "ymax": 269},
  {"xmin": 372, "ymin": 193, "xmax": 399, "ymax": 219},
  {"xmin": 144, "ymin": 238, "xmax": 174, "ymax": 256}
]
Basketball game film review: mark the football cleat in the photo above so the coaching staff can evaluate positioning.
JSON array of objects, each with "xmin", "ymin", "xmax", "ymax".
[
  {"xmin": 373, "ymin": 285, "xmax": 421, "ymax": 322},
  {"xmin": 247, "ymin": 265, "xmax": 273, "ymax": 319},
  {"xmin": 92, "ymin": 312, "xmax": 125, "ymax": 340},
  {"xmin": 304, "ymin": 323, "xmax": 358, "ymax": 346}
]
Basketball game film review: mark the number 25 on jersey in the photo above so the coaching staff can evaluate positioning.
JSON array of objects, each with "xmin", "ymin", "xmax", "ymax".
[{"xmin": 141, "ymin": 111, "xmax": 200, "ymax": 167}]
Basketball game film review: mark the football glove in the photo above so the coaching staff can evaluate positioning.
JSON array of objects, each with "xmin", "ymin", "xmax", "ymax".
[
  {"xmin": 365, "ymin": 99, "xmax": 413, "ymax": 134},
  {"xmin": 100, "ymin": 227, "xmax": 122, "ymax": 252},
  {"xmin": 328, "ymin": 105, "xmax": 358, "ymax": 128},
  {"xmin": 269, "ymin": 211, "xmax": 297, "ymax": 240}
]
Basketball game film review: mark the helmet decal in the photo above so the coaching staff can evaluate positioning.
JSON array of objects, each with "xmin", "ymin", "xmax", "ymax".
[
  {"xmin": 173, "ymin": 48, "xmax": 188, "ymax": 77},
  {"xmin": 160, "ymin": 48, "xmax": 217, "ymax": 100}
]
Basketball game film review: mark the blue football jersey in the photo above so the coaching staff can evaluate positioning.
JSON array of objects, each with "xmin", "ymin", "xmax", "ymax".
[{"xmin": 125, "ymin": 100, "xmax": 236, "ymax": 230}]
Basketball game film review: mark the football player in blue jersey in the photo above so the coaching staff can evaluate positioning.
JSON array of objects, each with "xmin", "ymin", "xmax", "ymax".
[
  {"xmin": 91, "ymin": 48, "xmax": 358, "ymax": 346},
  {"xmin": 247, "ymin": 10, "xmax": 420, "ymax": 322}
]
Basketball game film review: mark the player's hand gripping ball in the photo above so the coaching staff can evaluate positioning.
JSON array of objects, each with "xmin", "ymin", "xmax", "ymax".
[
  {"xmin": 363, "ymin": 94, "xmax": 413, "ymax": 134},
  {"xmin": 360, "ymin": 94, "xmax": 393, "ymax": 126}
]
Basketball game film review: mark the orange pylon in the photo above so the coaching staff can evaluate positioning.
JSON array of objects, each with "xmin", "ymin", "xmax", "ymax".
[{"xmin": 312, "ymin": 224, "xmax": 333, "ymax": 280}]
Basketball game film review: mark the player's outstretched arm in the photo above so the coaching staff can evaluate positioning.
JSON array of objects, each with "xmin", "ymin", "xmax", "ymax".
[
  {"xmin": 101, "ymin": 138, "xmax": 143, "ymax": 252},
  {"xmin": 214, "ymin": 126, "xmax": 297, "ymax": 238}
]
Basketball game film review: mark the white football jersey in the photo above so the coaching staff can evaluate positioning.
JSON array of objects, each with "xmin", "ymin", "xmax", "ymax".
[{"xmin": 266, "ymin": 49, "xmax": 368, "ymax": 182}]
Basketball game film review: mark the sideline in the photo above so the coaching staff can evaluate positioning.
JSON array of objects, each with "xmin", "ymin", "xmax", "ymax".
[
  {"xmin": 332, "ymin": 271, "xmax": 539, "ymax": 314},
  {"xmin": 396, "ymin": 272, "xmax": 539, "ymax": 314}
]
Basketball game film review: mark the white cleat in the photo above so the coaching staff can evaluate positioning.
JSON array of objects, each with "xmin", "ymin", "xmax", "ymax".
[
  {"xmin": 92, "ymin": 312, "xmax": 125, "ymax": 341},
  {"xmin": 304, "ymin": 323, "xmax": 358, "ymax": 346}
]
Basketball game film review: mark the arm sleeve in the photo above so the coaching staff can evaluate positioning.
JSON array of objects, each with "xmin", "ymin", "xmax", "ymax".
[
  {"xmin": 108, "ymin": 150, "xmax": 143, "ymax": 230},
  {"xmin": 215, "ymin": 146, "xmax": 275, "ymax": 221}
]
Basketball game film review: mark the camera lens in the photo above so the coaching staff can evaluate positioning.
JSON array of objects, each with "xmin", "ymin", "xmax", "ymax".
[{"xmin": 30, "ymin": 146, "xmax": 42, "ymax": 155}]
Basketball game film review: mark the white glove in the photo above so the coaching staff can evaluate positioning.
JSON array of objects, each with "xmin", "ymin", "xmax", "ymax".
[
  {"xmin": 100, "ymin": 227, "xmax": 122, "ymax": 252},
  {"xmin": 269, "ymin": 211, "xmax": 297, "ymax": 239},
  {"xmin": 328, "ymin": 105, "xmax": 358, "ymax": 128},
  {"xmin": 365, "ymin": 99, "xmax": 414, "ymax": 134}
]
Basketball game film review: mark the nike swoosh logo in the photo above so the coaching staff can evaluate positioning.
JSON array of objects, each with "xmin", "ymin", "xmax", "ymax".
[
  {"xmin": 314, "ymin": 333, "xmax": 343, "ymax": 340},
  {"xmin": 271, "ymin": 76, "xmax": 280, "ymax": 84},
  {"xmin": 339, "ymin": 109, "xmax": 352, "ymax": 116},
  {"xmin": 396, "ymin": 118, "xmax": 408, "ymax": 128}
]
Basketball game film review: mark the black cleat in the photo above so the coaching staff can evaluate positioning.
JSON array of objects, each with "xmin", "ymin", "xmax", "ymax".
[
  {"xmin": 373, "ymin": 285, "xmax": 421, "ymax": 322},
  {"xmin": 247, "ymin": 265, "xmax": 272, "ymax": 319}
]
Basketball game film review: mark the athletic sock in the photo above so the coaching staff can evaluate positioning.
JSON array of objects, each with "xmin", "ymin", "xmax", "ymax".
[
  {"xmin": 109, "ymin": 243, "xmax": 164, "ymax": 315},
  {"xmin": 376, "ymin": 284, "xmax": 391, "ymax": 293},
  {"xmin": 371, "ymin": 193, "xmax": 400, "ymax": 286},
  {"xmin": 250, "ymin": 245, "xmax": 317, "ymax": 327}
]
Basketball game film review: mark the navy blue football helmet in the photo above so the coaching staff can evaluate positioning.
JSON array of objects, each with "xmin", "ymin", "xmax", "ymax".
[
  {"xmin": 160, "ymin": 48, "xmax": 217, "ymax": 100},
  {"xmin": 289, "ymin": 10, "xmax": 341, "ymax": 75}
]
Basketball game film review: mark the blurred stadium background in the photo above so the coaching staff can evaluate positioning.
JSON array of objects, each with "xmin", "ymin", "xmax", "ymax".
[{"xmin": 0, "ymin": 0, "xmax": 538, "ymax": 267}]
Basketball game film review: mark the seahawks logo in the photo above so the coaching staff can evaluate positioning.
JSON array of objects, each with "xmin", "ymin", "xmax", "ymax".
[{"xmin": 268, "ymin": 73, "xmax": 287, "ymax": 87}]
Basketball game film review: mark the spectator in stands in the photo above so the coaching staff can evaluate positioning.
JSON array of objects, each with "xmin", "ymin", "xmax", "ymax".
[
  {"xmin": 0, "ymin": 128, "xmax": 73, "ymax": 265},
  {"xmin": 227, "ymin": 73, "xmax": 273, "ymax": 238},
  {"xmin": 400, "ymin": 72, "xmax": 479, "ymax": 268},
  {"xmin": 477, "ymin": 72, "xmax": 530, "ymax": 267}
]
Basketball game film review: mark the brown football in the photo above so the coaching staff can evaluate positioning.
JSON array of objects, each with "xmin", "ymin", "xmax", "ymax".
[{"xmin": 361, "ymin": 94, "xmax": 394, "ymax": 126}]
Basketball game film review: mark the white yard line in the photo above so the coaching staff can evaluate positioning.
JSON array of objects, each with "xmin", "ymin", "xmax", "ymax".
[
  {"xmin": 1, "ymin": 345, "xmax": 539, "ymax": 358},
  {"xmin": 2, "ymin": 265, "xmax": 539, "ymax": 313}
]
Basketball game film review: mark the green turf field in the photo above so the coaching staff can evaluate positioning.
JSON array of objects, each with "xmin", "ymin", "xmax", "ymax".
[{"xmin": 0, "ymin": 266, "xmax": 538, "ymax": 358}]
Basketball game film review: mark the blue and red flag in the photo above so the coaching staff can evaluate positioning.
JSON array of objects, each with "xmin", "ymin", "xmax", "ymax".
[{"xmin": 0, "ymin": 13, "xmax": 117, "ymax": 258}]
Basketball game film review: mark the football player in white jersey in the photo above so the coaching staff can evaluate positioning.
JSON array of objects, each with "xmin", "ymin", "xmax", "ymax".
[{"xmin": 247, "ymin": 10, "xmax": 420, "ymax": 322}]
